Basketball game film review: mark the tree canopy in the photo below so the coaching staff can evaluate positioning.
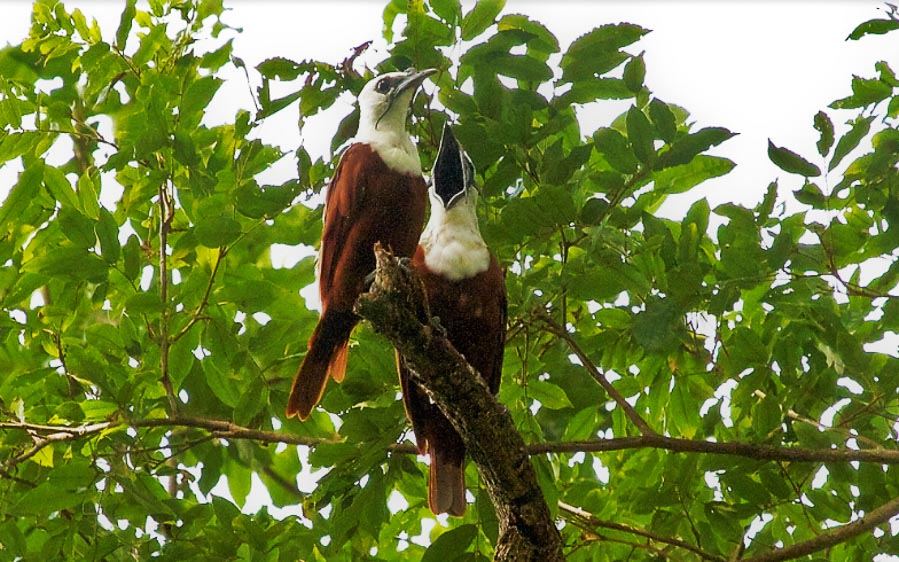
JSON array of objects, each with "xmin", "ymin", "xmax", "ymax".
[{"xmin": 1, "ymin": 0, "xmax": 899, "ymax": 560}]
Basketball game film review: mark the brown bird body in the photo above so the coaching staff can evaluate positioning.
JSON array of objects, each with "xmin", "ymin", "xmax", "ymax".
[
  {"xmin": 398, "ymin": 124, "xmax": 506, "ymax": 516},
  {"xmin": 286, "ymin": 69, "xmax": 434, "ymax": 420}
]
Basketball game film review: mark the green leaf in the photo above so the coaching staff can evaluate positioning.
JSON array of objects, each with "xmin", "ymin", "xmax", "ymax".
[
  {"xmin": 11, "ymin": 481, "xmax": 83, "ymax": 516},
  {"xmin": 256, "ymin": 57, "xmax": 302, "ymax": 80},
  {"xmin": 653, "ymin": 155, "xmax": 735, "ymax": 195},
  {"xmin": 830, "ymin": 76, "xmax": 893, "ymax": 109},
  {"xmin": 195, "ymin": 216, "xmax": 242, "ymax": 248},
  {"xmin": 594, "ymin": 127, "xmax": 638, "ymax": 174},
  {"xmin": 96, "ymin": 207, "xmax": 121, "ymax": 263},
  {"xmin": 813, "ymin": 111, "xmax": 834, "ymax": 157},
  {"xmin": 125, "ymin": 291, "xmax": 163, "ymax": 315},
  {"xmin": 497, "ymin": 14, "xmax": 560, "ymax": 55},
  {"xmin": 227, "ymin": 463, "xmax": 252, "ymax": 509},
  {"xmin": 115, "ymin": 0, "xmax": 136, "ymax": 51},
  {"xmin": 888, "ymin": 95, "xmax": 899, "ymax": 119},
  {"xmin": 752, "ymin": 394, "xmax": 782, "ymax": 439},
  {"xmin": 829, "ymin": 116, "xmax": 872, "ymax": 172},
  {"xmin": 529, "ymin": 379, "xmax": 573, "ymax": 410},
  {"xmin": 42, "ymin": 164, "xmax": 78, "ymax": 209},
  {"xmin": 77, "ymin": 172, "xmax": 101, "ymax": 219},
  {"xmin": 626, "ymin": 105, "xmax": 654, "ymax": 166},
  {"xmin": 25, "ymin": 247, "xmax": 108, "ymax": 282},
  {"xmin": 847, "ymin": 18, "xmax": 899, "ymax": 40},
  {"xmin": 623, "ymin": 54, "xmax": 645, "ymax": 93},
  {"xmin": 382, "ymin": 0, "xmax": 405, "ymax": 43},
  {"xmin": 767, "ymin": 140, "xmax": 821, "ymax": 177},
  {"xmin": 492, "ymin": 54, "xmax": 552, "ymax": 82},
  {"xmin": 632, "ymin": 299, "xmax": 680, "ymax": 353},
  {"xmin": 32, "ymin": 444, "xmax": 54, "ymax": 467},
  {"xmin": 559, "ymin": 78, "xmax": 633, "ymax": 104},
  {"xmin": 173, "ymin": 128, "xmax": 198, "ymax": 167},
  {"xmin": 658, "ymin": 127, "xmax": 735, "ymax": 169},
  {"xmin": 649, "ymin": 98, "xmax": 677, "ymax": 143},
  {"xmin": 561, "ymin": 23, "xmax": 649, "ymax": 83},
  {"xmin": 58, "ymin": 208, "xmax": 96, "ymax": 248},
  {"xmin": 422, "ymin": 524, "xmax": 478, "ymax": 562},
  {"xmin": 431, "ymin": 0, "xmax": 461, "ymax": 25},
  {"xmin": 461, "ymin": 0, "xmax": 505, "ymax": 41},
  {"xmin": 0, "ymin": 164, "xmax": 42, "ymax": 229},
  {"xmin": 123, "ymin": 234, "xmax": 142, "ymax": 281}
]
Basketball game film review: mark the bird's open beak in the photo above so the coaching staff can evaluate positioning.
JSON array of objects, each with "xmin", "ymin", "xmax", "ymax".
[{"xmin": 432, "ymin": 122, "xmax": 475, "ymax": 209}]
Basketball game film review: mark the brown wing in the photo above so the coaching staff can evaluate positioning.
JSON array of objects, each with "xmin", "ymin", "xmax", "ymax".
[{"xmin": 318, "ymin": 144, "xmax": 368, "ymax": 306}]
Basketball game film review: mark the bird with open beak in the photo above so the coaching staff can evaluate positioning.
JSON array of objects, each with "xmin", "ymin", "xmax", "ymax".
[
  {"xmin": 398, "ymin": 123, "xmax": 507, "ymax": 516},
  {"xmin": 286, "ymin": 68, "xmax": 436, "ymax": 421}
]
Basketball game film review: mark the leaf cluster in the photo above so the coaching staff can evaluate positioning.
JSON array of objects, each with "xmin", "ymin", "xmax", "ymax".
[{"xmin": 1, "ymin": 1, "xmax": 898, "ymax": 561}]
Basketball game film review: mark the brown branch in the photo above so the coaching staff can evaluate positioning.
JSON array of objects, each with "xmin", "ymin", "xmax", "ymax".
[
  {"xmin": 525, "ymin": 435, "xmax": 899, "ymax": 464},
  {"xmin": 1, "ymin": 422, "xmax": 111, "ymax": 471},
  {"xmin": 538, "ymin": 312, "xmax": 658, "ymax": 436},
  {"xmin": 5, "ymin": 419, "xmax": 896, "ymax": 468},
  {"xmin": 132, "ymin": 416, "xmax": 331, "ymax": 447},
  {"xmin": 158, "ymin": 177, "xmax": 178, "ymax": 414},
  {"xmin": 355, "ymin": 245, "xmax": 563, "ymax": 561},
  {"xmin": 753, "ymin": 389, "xmax": 883, "ymax": 450},
  {"xmin": 171, "ymin": 247, "xmax": 226, "ymax": 343},
  {"xmin": 740, "ymin": 493, "xmax": 899, "ymax": 562},
  {"xmin": 0, "ymin": 416, "xmax": 334, "ymax": 475},
  {"xmin": 559, "ymin": 500, "xmax": 724, "ymax": 561}
]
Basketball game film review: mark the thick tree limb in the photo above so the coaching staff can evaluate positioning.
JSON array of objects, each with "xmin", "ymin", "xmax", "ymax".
[{"xmin": 354, "ymin": 245, "xmax": 564, "ymax": 561}]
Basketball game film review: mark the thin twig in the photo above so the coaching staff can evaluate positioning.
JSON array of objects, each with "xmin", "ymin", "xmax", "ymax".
[
  {"xmin": 158, "ymin": 177, "xmax": 178, "ymax": 414},
  {"xmin": 538, "ymin": 311, "xmax": 659, "ymax": 436},
  {"xmin": 753, "ymin": 389, "xmax": 884, "ymax": 450},
  {"xmin": 171, "ymin": 247, "xmax": 226, "ymax": 342},
  {"xmin": 559, "ymin": 500, "xmax": 724, "ymax": 562}
]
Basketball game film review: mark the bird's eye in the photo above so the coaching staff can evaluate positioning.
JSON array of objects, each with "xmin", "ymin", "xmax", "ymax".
[{"xmin": 375, "ymin": 78, "xmax": 391, "ymax": 94}]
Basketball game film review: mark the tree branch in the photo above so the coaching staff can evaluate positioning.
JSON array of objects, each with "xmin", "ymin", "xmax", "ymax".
[
  {"xmin": 559, "ymin": 500, "xmax": 724, "ymax": 561},
  {"xmin": 0, "ymin": 416, "xmax": 333, "ymax": 475},
  {"xmin": 171, "ymin": 247, "xmax": 226, "ymax": 343},
  {"xmin": 740, "ymin": 493, "xmax": 899, "ymax": 562},
  {"xmin": 158, "ymin": 176, "xmax": 178, "ymax": 414},
  {"xmin": 355, "ymin": 245, "xmax": 564, "ymax": 561},
  {"xmin": 5, "ymin": 418, "xmax": 896, "ymax": 475},
  {"xmin": 538, "ymin": 312, "xmax": 659, "ymax": 436},
  {"xmin": 524, "ymin": 435, "xmax": 899, "ymax": 464}
]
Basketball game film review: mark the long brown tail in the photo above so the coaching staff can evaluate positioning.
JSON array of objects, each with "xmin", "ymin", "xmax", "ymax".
[
  {"xmin": 285, "ymin": 309, "xmax": 356, "ymax": 420},
  {"xmin": 427, "ymin": 419, "xmax": 467, "ymax": 516}
]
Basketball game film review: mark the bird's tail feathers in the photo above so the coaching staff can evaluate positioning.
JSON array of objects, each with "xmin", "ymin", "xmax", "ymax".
[
  {"xmin": 428, "ymin": 442, "xmax": 466, "ymax": 517},
  {"xmin": 284, "ymin": 310, "xmax": 356, "ymax": 420}
]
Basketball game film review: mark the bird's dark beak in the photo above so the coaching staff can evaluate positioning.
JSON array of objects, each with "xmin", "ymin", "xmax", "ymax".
[
  {"xmin": 376, "ymin": 68, "xmax": 436, "ymax": 129},
  {"xmin": 393, "ymin": 67, "xmax": 437, "ymax": 99},
  {"xmin": 433, "ymin": 122, "xmax": 475, "ymax": 209}
]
